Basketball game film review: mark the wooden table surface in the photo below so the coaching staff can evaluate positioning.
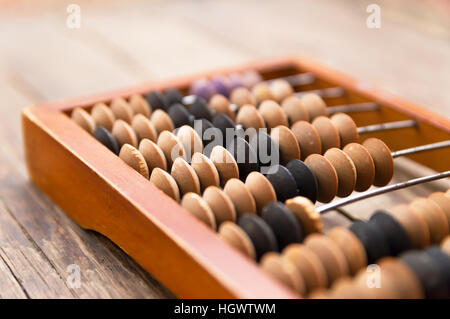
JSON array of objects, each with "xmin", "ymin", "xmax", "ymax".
[{"xmin": 0, "ymin": 0, "xmax": 449, "ymax": 298}]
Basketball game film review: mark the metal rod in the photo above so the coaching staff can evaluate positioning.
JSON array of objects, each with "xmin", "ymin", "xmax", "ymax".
[
  {"xmin": 328, "ymin": 102, "xmax": 379, "ymax": 114},
  {"xmin": 270, "ymin": 72, "xmax": 316, "ymax": 86},
  {"xmin": 295, "ymin": 87, "xmax": 346, "ymax": 99},
  {"xmin": 357, "ymin": 119, "xmax": 417, "ymax": 134},
  {"xmin": 392, "ymin": 140, "xmax": 450, "ymax": 158},
  {"xmin": 317, "ymin": 171, "xmax": 450, "ymax": 214}
]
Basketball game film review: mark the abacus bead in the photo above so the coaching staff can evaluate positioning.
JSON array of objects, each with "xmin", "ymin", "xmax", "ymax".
[
  {"xmin": 93, "ymin": 126, "xmax": 120, "ymax": 155},
  {"xmin": 428, "ymin": 192, "xmax": 450, "ymax": 232},
  {"xmin": 149, "ymin": 168, "xmax": 180, "ymax": 201},
  {"xmin": 189, "ymin": 79, "xmax": 215, "ymax": 101},
  {"xmin": 283, "ymin": 244, "xmax": 328, "ymax": 292},
  {"xmin": 249, "ymin": 131, "xmax": 278, "ymax": 167},
  {"xmin": 203, "ymin": 186, "xmax": 236, "ymax": 225},
  {"xmin": 224, "ymin": 178, "xmax": 256, "ymax": 216},
  {"xmin": 260, "ymin": 252, "xmax": 306, "ymax": 295},
  {"xmin": 72, "ymin": 107, "xmax": 96, "ymax": 133},
  {"xmin": 150, "ymin": 109, "xmax": 175, "ymax": 134},
  {"xmin": 270, "ymin": 125, "xmax": 301, "ymax": 165},
  {"xmin": 218, "ymin": 222, "xmax": 256, "ymax": 260},
  {"xmin": 252, "ymin": 82, "xmax": 275, "ymax": 104},
  {"xmin": 349, "ymin": 221, "xmax": 391, "ymax": 264},
  {"xmin": 304, "ymin": 154, "xmax": 338, "ymax": 203},
  {"xmin": 300, "ymin": 93, "xmax": 327, "ymax": 120},
  {"xmin": 265, "ymin": 165, "xmax": 298, "ymax": 202},
  {"xmin": 212, "ymin": 113, "xmax": 236, "ymax": 141},
  {"xmin": 129, "ymin": 94, "xmax": 151, "ymax": 118},
  {"xmin": 209, "ymin": 145, "xmax": 239, "ymax": 186},
  {"xmin": 304, "ymin": 234, "xmax": 350, "ymax": 286},
  {"xmin": 236, "ymin": 104, "xmax": 266, "ymax": 130},
  {"xmin": 228, "ymin": 73, "xmax": 244, "ymax": 91},
  {"xmin": 194, "ymin": 118, "xmax": 217, "ymax": 148},
  {"xmin": 176, "ymin": 125, "xmax": 203, "ymax": 160},
  {"xmin": 281, "ymin": 96, "xmax": 310, "ymax": 124},
  {"xmin": 291, "ymin": 121, "xmax": 322, "ymax": 160},
  {"xmin": 238, "ymin": 214, "xmax": 278, "ymax": 260},
  {"xmin": 370, "ymin": 210, "xmax": 411, "ymax": 255},
  {"xmin": 132, "ymin": 114, "xmax": 157, "ymax": 142},
  {"xmin": 258, "ymin": 100, "xmax": 289, "ymax": 129},
  {"xmin": 261, "ymin": 202, "xmax": 304, "ymax": 249},
  {"xmin": 230, "ymin": 87, "xmax": 255, "ymax": 108},
  {"xmin": 191, "ymin": 152, "xmax": 220, "ymax": 191},
  {"xmin": 164, "ymin": 88, "xmax": 183, "ymax": 106},
  {"xmin": 181, "ymin": 193, "xmax": 216, "ymax": 230},
  {"xmin": 285, "ymin": 196, "xmax": 323, "ymax": 235},
  {"xmin": 286, "ymin": 159, "xmax": 318, "ymax": 203},
  {"xmin": 241, "ymin": 70, "xmax": 262, "ymax": 88},
  {"xmin": 324, "ymin": 148, "xmax": 357, "ymax": 198},
  {"xmin": 342, "ymin": 143, "xmax": 375, "ymax": 192},
  {"xmin": 208, "ymin": 94, "xmax": 235, "ymax": 120},
  {"xmin": 362, "ymin": 138, "xmax": 394, "ymax": 187},
  {"xmin": 189, "ymin": 96, "xmax": 213, "ymax": 122},
  {"xmin": 390, "ymin": 204, "xmax": 430, "ymax": 249},
  {"xmin": 442, "ymin": 236, "xmax": 450, "ymax": 255},
  {"xmin": 227, "ymin": 137, "xmax": 259, "ymax": 180},
  {"xmin": 112, "ymin": 119, "xmax": 138, "ymax": 147},
  {"xmin": 139, "ymin": 138, "xmax": 167, "ymax": 171},
  {"xmin": 245, "ymin": 172, "xmax": 277, "ymax": 213},
  {"xmin": 91, "ymin": 103, "xmax": 115, "ymax": 131},
  {"xmin": 330, "ymin": 113, "xmax": 359, "ymax": 146},
  {"xmin": 168, "ymin": 103, "xmax": 194, "ymax": 128},
  {"xmin": 425, "ymin": 247, "xmax": 450, "ymax": 298},
  {"xmin": 210, "ymin": 76, "xmax": 231, "ymax": 97},
  {"xmin": 409, "ymin": 198, "xmax": 449, "ymax": 244},
  {"xmin": 269, "ymin": 79, "xmax": 294, "ymax": 103},
  {"xmin": 146, "ymin": 90, "xmax": 169, "ymax": 111},
  {"xmin": 157, "ymin": 131, "xmax": 186, "ymax": 169},
  {"xmin": 171, "ymin": 158, "xmax": 201, "ymax": 196},
  {"xmin": 119, "ymin": 144, "xmax": 149, "ymax": 179},
  {"xmin": 110, "ymin": 98, "xmax": 134, "ymax": 124},
  {"xmin": 328, "ymin": 227, "xmax": 367, "ymax": 276},
  {"xmin": 312, "ymin": 116, "xmax": 340, "ymax": 153}
]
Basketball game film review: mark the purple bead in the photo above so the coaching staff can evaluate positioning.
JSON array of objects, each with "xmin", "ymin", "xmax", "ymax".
[
  {"xmin": 189, "ymin": 78, "xmax": 216, "ymax": 101},
  {"xmin": 241, "ymin": 71, "xmax": 263, "ymax": 88},
  {"xmin": 228, "ymin": 73, "xmax": 244, "ymax": 91},
  {"xmin": 210, "ymin": 75, "xmax": 231, "ymax": 97}
]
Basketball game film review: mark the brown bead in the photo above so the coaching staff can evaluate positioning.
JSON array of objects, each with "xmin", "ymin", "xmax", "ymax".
[
  {"xmin": 328, "ymin": 277, "xmax": 359, "ymax": 299},
  {"xmin": 230, "ymin": 87, "xmax": 255, "ymax": 109},
  {"xmin": 149, "ymin": 168, "xmax": 180, "ymax": 202},
  {"xmin": 285, "ymin": 196, "xmax": 323, "ymax": 235},
  {"xmin": 260, "ymin": 252, "xmax": 306, "ymax": 295},
  {"xmin": 118, "ymin": 144, "xmax": 149, "ymax": 179},
  {"xmin": 157, "ymin": 131, "xmax": 186, "ymax": 169},
  {"xmin": 110, "ymin": 97, "xmax": 134, "ymax": 124},
  {"xmin": 283, "ymin": 244, "xmax": 328, "ymax": 292},
  {"xmin": 181, "ymin": 193, "xmax": 216, "ymax": 230},
  {"xmin": 327, "ymin": 227, "xmax": 367, "ymax": 275},
  {"xmin": 208, "ymin": 94, "xmax": 235, "ymax": 120},
  {"xmin": 245, "ymin": 172, "xmax": 277, "ymax": 213},
  {"xmin": 304, "ymin": 234, "xmax": 350, "ymax": 286},
  {"xmin": 224, "ymin": 178, "xmax": 256, "ymax": 216},
  {"xmin": 312, "ymin": 116, "xmax": 340, "ymax": 153},
  {"xmin": 324, "ymin": 148, "xmax": 357, "ymax": 198},
  {"xmin": 209, "ymin": 146, "xmax": 239, "ymax": 187},
  {"xmin": 171, "ymin": 158, "xmax": 201, "ymax": 196},
  {"xmin": 442, "ymin": 236, "xmax": 450, "ymax": 255},
  {"xmin": 251, "ymin": 82, "xmax": 275, "ymax": 104},
  {"xmin": 218, "ymin": 222, "xmax": 256, "ymax": 260},
  {"xmin": 352, "ymin": 264, "xmax": 398, "ymax": 299},
  {"xmin": 390, "ymin": 204, "xmax": 430, "ymax": 249},
  {"xmin": 409, "ymin": 197, "xmax": 449, "ymax": 244},
  {"xmin": 236, "ymin": 104, "xmax": 266, "ymax": 130},
  {"xmin": 281, "ymin": 96, "xmax": 309, "ymax": 124},
  {"xmin": 428, "ymin": 192, "xmax": 450, "ymax": 232},
  {"xmin": 191, "ymin": 152, "xmax": 220, "ymax": 191},
  {"xmin": 362, "ymin": 138, "xmax": 394, "ymax": 187},
  {"xmin": 112, "ymin": 119, "xmax": 138, "ymax": 147},
  {"xmin": 150, "ymin": 109, "xmax": 175, "ymax": 134},
  {"xmin": 304, "ymin": 154, "xmax": 338, "ymax": 203},
  {"xmin": 291, "ymin": 121, "xmax": 322, "ymax": 160},
  {"xmin": 138, "ymin": 138, "xmax": 167, "ymax": 172},
  {"xmin": 132, "ymin": 114, "xmax": 157, "ymax": 142},
  {"xmin": 203, "ymin": 186, "xmax": 236, "ymax": 225},
  {"xmin": 343, "ymin": 143, "xmax": 375, "ymax": 192},
  {"xmin": 129, "ymin": 94, "xmax": 151, "ymax": 118},
  {"xmin": 91, "ymin": 103, "xmax": 115, "ymax": 131},
  {"xmin": 330, "ymin": 113, "xmax": 359, "ymax": 146},
  {"xmin": 447, "ymin": 189, "xmax": 450, "ymax": 198},
  {"xmin": 176, "ymin": 125, "xmax": 203, "ymax": 159},
  {"xmin": 258, "ymin": 100, "xmax": 288, "ymax": 129},
  {"xmin": 269, "ymin": 79, "xmax": 294, "ymax": 103},
  {"xmin": 300, "ymin": 93, "xmax": 327, "ymax": 120},
  {"xmin": 270, "ymin": 125, "xmax": 301, "ymax": 165},
  {"xmin": 72, "ymin": 107, "xmax": 96, "ymax": 133}
]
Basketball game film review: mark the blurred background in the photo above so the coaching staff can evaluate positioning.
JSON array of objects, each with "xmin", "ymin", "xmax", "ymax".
[{"xmin": 0, "ymin": 0, "xmax": 449, "ymax": 298}]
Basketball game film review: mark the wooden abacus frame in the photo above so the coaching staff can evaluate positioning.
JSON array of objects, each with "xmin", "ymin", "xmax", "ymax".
[{"xmin": 21, "ymin": 55, "xmax": 450, "ymax": 298}]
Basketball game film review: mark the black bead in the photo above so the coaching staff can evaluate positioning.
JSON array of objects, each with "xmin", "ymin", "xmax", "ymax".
[
  {"xmin": 425, "ymin": 247, "xmax": 450, "ymax": 298},
  {"xmin": 227, "ymin": 137, "xmax": 259, "ymax": 181},
  {"xmin": 349, "ymin": 221, "xmax": 390, "ymax": 264},
  {"xmin": 189, "ymin": 96, "xmax": 213, "ymax": 122},
  {"xmin": 261, "ymin": 201, "xmax": 304, "ymax": 250},
  {"xmin": 265, "ymin": 165, "xmax": 298, "ymax": 202},
  {"xmin": 401, "ymin": 249, "xmax": 447, "ymax": 299},
  {"xmin": 145, "ymin": 90, "xmax": 169, "ymax": 111},
  {"xmin": 286, "ymin": 159, "xmax": 318, "ymax": 203},
  {"xmin": 212, "ymin": 114, "xmax": 236, "ymax": 144},
  {"xmin": 369, "ymin": 210, "xmax": 410, "ymax": 256},
  {"xmin": 93, "ymin": 126, "xmax": 120, "ymax": 155},
  {"xmin": 238, "ymin": 214, "xmax": 278, "ymax": 260},
  {"xmin": 193, "ymin": 119, "xmax": 222, "ymax": 156},
  {"xmin": 249, "ymin": 131, "xmax": 279, "ymax": 168},
  {"xmin": 165, "ymin": 88, "xmax": 183, "ymax": 106},
  {"xmin": 168, "ymin": 103, "xmax": 194, "ymax": 128}
]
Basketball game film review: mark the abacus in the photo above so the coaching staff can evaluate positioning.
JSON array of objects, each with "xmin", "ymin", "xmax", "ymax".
[{"xmin": 22, "ymin": 55, "xmax": 450, "ymax": 299}]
